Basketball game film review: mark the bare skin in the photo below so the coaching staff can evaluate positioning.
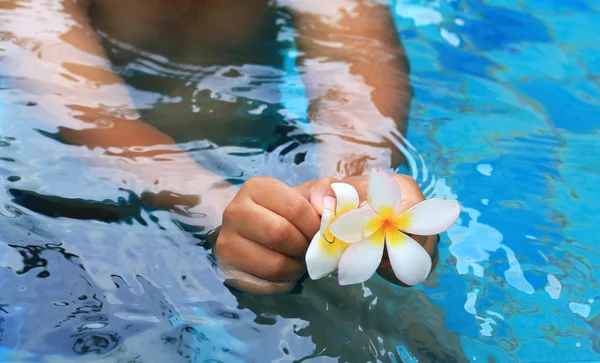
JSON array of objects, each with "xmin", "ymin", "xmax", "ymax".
[
  {"xmin": 1, "ymin": 0, "xmax": 434, "ymax": 294},
  {"xmin": 217, "ymin": 174, "xmax": 439, "ymax": 294}
]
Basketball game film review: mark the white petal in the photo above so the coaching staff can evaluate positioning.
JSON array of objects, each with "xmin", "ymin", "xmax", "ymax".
[
  {"xmin": 368, "ymin": 168, "xmax": 402, "ymax": 218},
  {"xmin": 395, "ymin": 198, "xmax": 461, "ymax": 235},
  {"xmin": 320, "ymin": 208, "xmax": 335, "ymax": 242},
  {"xmin": 331, "ymin": 182, "xmax": 359, "ymax": 216},
  {"xmin": 328, "ymin": 208, "xmax": 382, "ymax": 243},
  {"xmin": 385, "ymin": 228, "xmax": 432, "ymax": 286},
  {"xmin": 305, "ymin": 232, "xmax": 347, "ymax": 280},
  {"xmin": 337, "ymin": 228, "xmax": 385, "ymax": 285}
]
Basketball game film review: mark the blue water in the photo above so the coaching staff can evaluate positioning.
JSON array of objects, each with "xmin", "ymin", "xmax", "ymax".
[{"xmin": 1, "ymin": 0, "xmax": 599, "ymax": 362}]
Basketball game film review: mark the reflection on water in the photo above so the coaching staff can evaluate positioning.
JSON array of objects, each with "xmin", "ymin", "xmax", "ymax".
[
  {"xmin": 395, "ymin": 0, "xmax": 600, "ymax": 361},
  {"xmin": 0, "ymin": 0, "xmax": 467, "ymax": 361},
  {"xmin": 1, "ymin": 0, "xmax": 599, "ymax": 362}
]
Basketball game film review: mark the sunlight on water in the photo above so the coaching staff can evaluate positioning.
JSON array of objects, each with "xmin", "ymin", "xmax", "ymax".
[
  {"xmin": 1, "ymin": 0, "xmax": 599, "ymax": 361},
  {"xmin": 392, "ymin": 0, "xmax": 600, "ymax": 362}
]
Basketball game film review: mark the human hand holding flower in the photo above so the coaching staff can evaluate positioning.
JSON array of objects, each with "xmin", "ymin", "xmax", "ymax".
[
  {"xmin": 305, "ymin": 169, "xmax": 460, "ymax": 286},
  {"xmin": 212, "ymin": 170, "xmax": 459, "ymax": 295}
]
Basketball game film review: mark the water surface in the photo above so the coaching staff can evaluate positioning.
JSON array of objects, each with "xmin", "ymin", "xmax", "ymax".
[{"xmin": 1, "ymin": 0, "xmax": 599, "ymax": 362}]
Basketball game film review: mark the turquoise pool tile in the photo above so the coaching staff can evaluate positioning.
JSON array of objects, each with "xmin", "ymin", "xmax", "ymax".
[
  {"xmin": 462, "ymin": 0, "xmax": 529, "ymax": 12},
  {"xmin": 417, "ymin": 114, "xmax": 597, "ymax": 363},
  {"xmin": 533, "ymin": 131, "xmax": 600, "ymax": 361},
  {"xmin": 523, "ymin": 0, "xmax": 593, "ymax": 13},
  {"xmin": 515, "ymin": 78, "xmax": 600, "ymax": 132},
  {"xmin": 555, "ymin": 130, "xmax": 600, "ymax": 236},
  {"xmin": 430, "ymin": 41, "xmax": 498, "ymax": 80},
  {"xmin": 574, "ymin": 47, "xmax": 600, "ymax": 77},
  {"xmin": 461, "ymin": 1, "xmax": 552, "ymax": 51},
  {"xmin": 399, "ymin": 28, "xmax": 420, "ymax": 41},
  {"xmin": 460, "ymin": 335, "xmax": 517, "ymax": 362},
  {"xmin": 418, "ymin": 23, "xmax": 460, "ymax": 46},
  {"xmin": 513, "ymin": 330, "xmax": 596, "ymax": 362},
  {"xmin": 401, "ymin": 39, "xmax": 442, "ymax": 72},
  {"xmin": 393, "ymin": 2, "xmax": 445, "ymax": 30},
  {"xmin": 463, "ymin": 74, "xmax": 534, "ymax": 112},
  {"xmin": 397, "ymin": 2, "xmax": 599, "ymax": 362},
  {"xmin": 1, "ymin": 1, "xmax": 599, "ymax": 362},
  {"xmin": 410, "ymin": 71, "xmax": 469, "ymax": 115},
  {"xmin": 488, "ymin": 43, "xmax": 587, "ymax": 81},
  {"xmin": 412, "ymin": 70, "xmax": 465, "ymax": 90},
  {"xmin": 427, "ymin": 109, "xmax": 551, "ymax": 165},
  {"xmin": 568, "ymin": 78, "xmax": 600, "ymax": 102},
  {"xmin": 544, "ymin": 12, "xmax": 600, "ymax": 46},
  {"xmin": 545, "ymin": 131, "xmax": 598, "ymax": 239}
]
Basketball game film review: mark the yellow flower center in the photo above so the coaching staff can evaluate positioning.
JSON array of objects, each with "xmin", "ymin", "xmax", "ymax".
[
  {"xmin": 393, "ymin": 212, "xmax": 411, "ymax": 230},
  {"xmin": 366, "ymin": 211, "xmax": 412, "ymax": 247},
  {"xmin": 321, "ymin": 235, "xmax": 349, "ymax": 256},
  {"xmin": 378, "ymin": 206, "xmax": 395, "ymax": 219}
]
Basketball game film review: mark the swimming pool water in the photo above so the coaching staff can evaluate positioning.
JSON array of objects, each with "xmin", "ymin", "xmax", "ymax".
[{"xmin": 1, "ymin": 0, "xmax": 599, "ymax": 362}]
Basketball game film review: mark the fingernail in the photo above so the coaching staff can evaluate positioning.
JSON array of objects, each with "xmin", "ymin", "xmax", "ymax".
[{"xmin": 323, "ymin": 196, "xmax": 336, "ymax": 211}]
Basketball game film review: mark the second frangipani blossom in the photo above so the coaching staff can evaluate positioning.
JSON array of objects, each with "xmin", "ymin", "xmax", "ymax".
[{"xmin": 328, "ymin": 169, "xmax": 461, "ymax": 286}]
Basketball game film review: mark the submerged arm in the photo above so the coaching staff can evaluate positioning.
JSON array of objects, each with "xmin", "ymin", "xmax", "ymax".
[
  {"xmin": 1, "ymin": 0, "xmax": 236, "ymax": 227},
  {"xmin": 289, "ymin": 1, "xmax": 438, "ymax": 285},
  {"xmin": 289, "ymin": 0, "xmax": 413, "ymax": 177}
]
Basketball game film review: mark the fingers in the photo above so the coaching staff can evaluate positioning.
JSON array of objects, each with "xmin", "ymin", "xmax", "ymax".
[
  {"xmin": 335, "ymin": 175, "xmax": 370, "ymax": 203},
  {"xmin": 215, "ymin": 233, "xmax": 306, "ymax": 282},
  {"xmin": 220, "ymin": 266, "xmax": 297, "ymax": 295},
  {"xmin": 214, "ymin": 176, "xmax": 321, "ymax": 294},
  {"xmin": 306, "ymin": 177, "xmax": 339, "ymax": 215},
  {"xmin": 299, "ymin": 174, "xmax": 423, "ymax": 218},
  {"xmin": 214, "ymin": 172, "xmax": 436, "ymax": 294},
  {"xmin": 223, "ymin": 201, "xmax": 309, "ymax": 258},
  {"xmin": 391, "ymin": 174, "xmax": 425, "ymax": 202},
  {"xmin": 241, "ymin": 177, "xmax": 320, "ymax": 239}
]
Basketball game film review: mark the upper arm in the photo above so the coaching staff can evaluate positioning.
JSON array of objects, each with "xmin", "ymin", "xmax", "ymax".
[
  {"xmin": 284, "ymin": 0, "xmax": 413, "ymax": 174},
  {"xmin": 286, "ymin": 0, "xmax": 412, "ymax": 125},
  {"xmin": 285, "ymin": 0, "xmax": 404, "ymax": 60},
  {"xmin": 2, "ymin": 0, "xmax": 127, "ymax": 101}
]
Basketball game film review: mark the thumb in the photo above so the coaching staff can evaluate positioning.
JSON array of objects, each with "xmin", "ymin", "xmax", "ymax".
[{"xmin": 294, "ymin": 177, "xmax": 338, "ymax": 215}]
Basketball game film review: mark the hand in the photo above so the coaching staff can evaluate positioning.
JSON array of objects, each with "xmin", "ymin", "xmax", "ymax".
[
  {"xmin": 306, "ymin": 173, "xmax": 439, "ymax": 287},
  {"xmin": 213, "ymin": 176, "xmax": 338, "ymax": 294}
]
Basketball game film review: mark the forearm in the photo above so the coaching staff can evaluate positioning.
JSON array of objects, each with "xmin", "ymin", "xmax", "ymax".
[
  {"xmin": 290, "ymin": 0, "xmax": 413, "ymax": 177},
  {"xmin": 18, "ymin": 0, "xmax": 171, "ymax": 149},
  {"xmin": 2, "ymin": 0, "xmax": 236, "ymax": 222}
]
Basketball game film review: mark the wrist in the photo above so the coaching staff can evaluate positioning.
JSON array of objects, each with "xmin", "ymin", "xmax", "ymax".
[
  {"xmin": 96, "ymin": 152, "xmax": 237, "ymax": 221},
  {"xmin": 145, "ymin": 173, "xmax": 239, "ymax": 233}
]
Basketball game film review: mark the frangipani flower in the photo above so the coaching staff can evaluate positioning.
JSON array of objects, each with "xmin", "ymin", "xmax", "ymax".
[
  {"xmin": 305, "ymin": 183, "xmax": 360, "ymax": 279},
  {"xmin": 328, "ymin": 169, "xmax": 461, "ymax": 286}
]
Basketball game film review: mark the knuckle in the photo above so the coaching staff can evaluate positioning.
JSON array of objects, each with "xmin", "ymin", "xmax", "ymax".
[
  {"xmin": 312, "ymin": 176, "xmax": 339, "ymax": 194},
  {"xmin": 320, "ymin": 176, "xmax": 339, "ymax": 186},
  {"xmin": 266, "ymin": 253, "xmax": 288, "ymax": 280},
  {"xmin": 395, "ymin": 173, "xmax": 416, "ymax": 184},
  {"xmin": 240, "ymin": 179, "xmax": 253, "ymax": 193},
  {"xmin": 214, "ymin": 235, "xmax": 234, "ymax": 262},
  {"xmin": 242, "ymin": 176, "xmax": 263, "ymax": 191},
  {"xmin": 341, "ymin": 175, "xmax": 368, "ymax": 190},
  {"xmin": 265, "ymin": 281, "xmax": 295, "ymax": 295},
  {"xmin": 222, "ymin": 202, "xmax": 240, "ymax": 223},
  {"xmin": 267, "ymin": 218, "xmax": 291, "ymax": 243},
  {"xmin": 286, "ymin": 197, "xmax": 307, "ymax": 221},
  {"xmin": 244, "ymin": 176, "xmax": 271, "ymax": 188},
  {"xmin": 393, "ymin": 174, "xmax": 424, "ymax": 200},
  {"xmin": 242, "ymin": 176, "xmax": 281, "ymax": 198}
]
